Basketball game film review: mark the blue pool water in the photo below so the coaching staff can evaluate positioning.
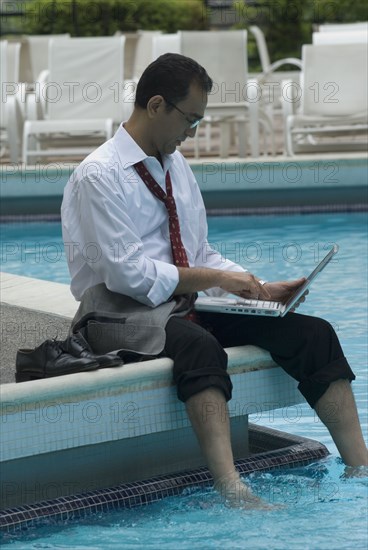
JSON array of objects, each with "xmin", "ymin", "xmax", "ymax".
[{"xmin": 1, "ymin": 212, "xmax": 367, "ymax": 549}]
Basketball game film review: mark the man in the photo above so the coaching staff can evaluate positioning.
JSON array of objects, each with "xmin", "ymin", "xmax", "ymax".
[{"xmin": 61, "ymin": 53, "xmax": 367, "ymax": 508}]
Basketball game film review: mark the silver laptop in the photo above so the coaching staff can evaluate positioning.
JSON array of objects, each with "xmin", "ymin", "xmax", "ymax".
[{"xmin": 194, "ymin": 244, "xmax": 338, "ymax": 317}]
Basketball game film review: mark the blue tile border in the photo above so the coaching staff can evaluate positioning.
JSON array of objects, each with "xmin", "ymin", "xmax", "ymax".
[
  {"xmin": 0, "ymin": 425, "xmax": 329, "ymax": 532},
  {"xmin": 0, "ymin": 214, "xmax": 62, "ymax": 222},
  {"xmin": 0, "ymin": 203, "xmax": 367, "ymax": 223},
  {"xmin": 205, "ymin": 203, "xmax": 368, "ymax": 216}
]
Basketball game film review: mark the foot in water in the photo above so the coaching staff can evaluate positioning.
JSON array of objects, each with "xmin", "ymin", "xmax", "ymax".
[
  {"xmin": 214, "ymin": 473, "xmax": 275, "ymax": 510},
  {"xmin": 342, "ymin": 464, "xmax": 368, "ymax": 478}
]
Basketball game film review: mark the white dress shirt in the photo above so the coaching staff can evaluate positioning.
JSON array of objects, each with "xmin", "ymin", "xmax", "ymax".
[{"xmin": 61, "ymin": 124, "xmax": 246, "ymax": 307}]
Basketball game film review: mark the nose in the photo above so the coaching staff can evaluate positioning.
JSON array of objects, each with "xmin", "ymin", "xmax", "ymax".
[{"xmin": 185, "ymin": 126, "xmax": 197, "ymax": 138}]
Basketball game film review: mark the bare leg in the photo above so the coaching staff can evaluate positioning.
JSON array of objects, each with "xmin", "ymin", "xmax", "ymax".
[
  {"xmin": 185, "ymin": 387, "xmax": 271, "ymax": 508},
  {"xmin": 314, "ymin": 379, "xmax": 368, "ymax": 467}
]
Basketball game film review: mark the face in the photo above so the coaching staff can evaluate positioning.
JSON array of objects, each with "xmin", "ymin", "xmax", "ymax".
[{"xmin": 150, "ymin": 82, "xmax": 207, "ymax": 157}]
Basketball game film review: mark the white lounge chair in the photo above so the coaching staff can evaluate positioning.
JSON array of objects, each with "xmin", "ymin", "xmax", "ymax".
[
  {"xmin": 152, "ymin": 33, "xmax": 180, "ymax": 59},
  {"xmin": 114, "ymin": 31, "xmax": 140, "ymax": 80},
  {"xmin": 281, "ymin": 43, "xmax": 368, "ymax": 155},
  {"xmin": 16, "ymin": 35, "xmax": 71, "ymax": 130},
  {"xmin": 1, "ymin": 40, "xmax": 23, "ymax": 162},
  {"xmin": 249, "ymin": 26, "xmax": 302, "ymax": 78},
  {"xmin": 120, "ymin": 30, "xmax": 163, "ymax": 121},
  {"xmin": 0, "ymin": 40, "xmax": 8, "ymax": 158},
  {"xmin": 131, "ymin": 30, "xmax": 162, "ymax": 81},
  {"xmin": 22, "ymin": 37, "xmax": 125, "ymax": 165},
  {"xmin": 20, "ymin": 34, "xmax": 70, "ymax": 85},
  {"xmin": 312, "ymin": 30, "xmax": 368, "ymax": 44},
  {"xmin": 249, "ymin": 25, "xmax": 302, "ymax": 140},
  {"xmin": 317, "ymin": 22, "xmax": 367, "ymax": 32},
  {"xmin": 179, "ymin": 30, "xmax": 274, "ymax": 158}
]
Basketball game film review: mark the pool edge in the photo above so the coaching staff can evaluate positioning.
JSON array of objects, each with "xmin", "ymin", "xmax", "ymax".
[{"xmin": 0, "ymin": 424, "xmax": 330, "ymax": 532}]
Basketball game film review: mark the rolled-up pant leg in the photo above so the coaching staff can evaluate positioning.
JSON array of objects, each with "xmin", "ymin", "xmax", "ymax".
[
  {"xmin": 164, "ymin": 312, "xmax": 355, "ymax": 408},
  {"xmin": 163, "ymin": 316, "xmax": 233, "ymax": 403},
  {"xmin": 199, "ymin": 311, "xmax": 355, "ymax": 409}
]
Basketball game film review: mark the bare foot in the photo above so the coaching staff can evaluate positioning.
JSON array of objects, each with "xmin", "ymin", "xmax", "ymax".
[
  {"xmin": 343, "ymin": 465, "xmax": 368, "ymax": 479},
  {"xmin": 214, "ymin": 474, "xmax": 274, "ymax": 510}
]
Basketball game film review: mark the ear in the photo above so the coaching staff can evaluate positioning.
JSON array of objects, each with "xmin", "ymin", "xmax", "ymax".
[{"xmin": 147, "ymin": 95, "xmax": 165, "ymax": 119}]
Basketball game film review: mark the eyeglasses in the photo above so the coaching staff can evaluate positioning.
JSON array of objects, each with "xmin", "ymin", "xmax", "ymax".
[{"xmin": 165, "ymin": 99, "xmax": 203, "ymax": 129}]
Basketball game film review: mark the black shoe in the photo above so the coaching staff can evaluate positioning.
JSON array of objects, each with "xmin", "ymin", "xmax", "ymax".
[
  {"xmin": 63, "ymin": 332, "xmax": 123, "ymax": 368},
  {"xmin": 16, "ymin": 340, "xmax": 100, "ymax": 383}
]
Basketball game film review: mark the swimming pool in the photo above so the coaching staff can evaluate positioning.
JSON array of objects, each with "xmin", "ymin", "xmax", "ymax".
[
  {"xmin": 1, "ymin": 211, "xmax": 367, "ymax": 286},
  {"xmin": 1, "ymin": 212, "xmax": 367, "ymax": 549}
]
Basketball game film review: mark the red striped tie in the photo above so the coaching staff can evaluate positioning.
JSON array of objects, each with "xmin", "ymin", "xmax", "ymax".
[
  {"xmin": 134, "ymin": 161, "xmax": 190, "ymax": 266},
  {"xmin": 134, "ymin": 161, "xmax": 198, "ymax": 321}
]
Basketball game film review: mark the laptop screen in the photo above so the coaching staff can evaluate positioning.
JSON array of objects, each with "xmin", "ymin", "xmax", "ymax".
[{"xmin": 283, "ymin": 244, "xmax": 338, "ymax": 312}]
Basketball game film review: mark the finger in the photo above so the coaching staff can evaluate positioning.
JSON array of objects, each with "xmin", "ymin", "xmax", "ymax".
[
  {"xmin": 233, "ymin": 290, "xmax": 252, "ymax": 299},
  {"xmin": 236, "ymin": 279, "xmax": 263, "ymax": 300},
  {"xmin": 238, "ymin": 289, "xmax": 257, "ymax": 299},
  {"xmin": 259, "ymin": 284, "xmax": 271, "ymax": 299},
  {"xmin": 289, "ymin": 277, "xmax": 307, "ymax": 289},
  {"xmin": 294, "ymin": 293, "xmax": 308, "ymax": 308},
  {"xmin": 236, "ymin": 286, "xmax": 262, "ymax": 300},
  {"xmin": 253, "ymin": 280, "xmax": 272, "ymax": 300},
  {"xmin": 254, "ymin": 278, "xmax": 271, "ymax": 299},
  {"xmin": 234, "ymin": 278, "xmax": 271, "ymax": 300},
  {"xmin": 298, "ymin": 290, "xmax": 309, "ymax": 302}
]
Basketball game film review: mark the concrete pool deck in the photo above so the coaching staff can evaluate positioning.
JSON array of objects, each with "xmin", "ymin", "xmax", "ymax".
[{"xmin": 0, "ymin": 272, "xmax": 74, "ymax": 384}]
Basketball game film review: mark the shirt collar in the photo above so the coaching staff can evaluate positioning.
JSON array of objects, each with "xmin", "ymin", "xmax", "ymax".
[{"xmin": 113, "ymin": 123, "xmax": 174, "ymax": 172}]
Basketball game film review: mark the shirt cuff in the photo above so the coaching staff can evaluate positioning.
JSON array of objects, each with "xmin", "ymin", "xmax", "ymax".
[{"xmin": 142, "ymin": 261, "xmax": 179, "ymax": 307}]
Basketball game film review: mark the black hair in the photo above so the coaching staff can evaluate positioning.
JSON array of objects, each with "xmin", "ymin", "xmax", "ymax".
[{"xmin": 135, "ymin": 53, "xmax": 213, "ymax": 109}]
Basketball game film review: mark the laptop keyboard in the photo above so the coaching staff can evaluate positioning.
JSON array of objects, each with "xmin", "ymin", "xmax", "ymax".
[{"xmin": 236, "ymin": 299, "xmax": 281, "ymax": 309}]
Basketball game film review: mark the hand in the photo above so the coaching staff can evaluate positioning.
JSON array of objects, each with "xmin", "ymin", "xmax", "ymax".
[
  {"xmin": 219, "ymin": 272, "xmax": 272, "ymax": 300},
  {"xmin": 263, "ymin": 277, "xmax": 309, "ymax": 309}
]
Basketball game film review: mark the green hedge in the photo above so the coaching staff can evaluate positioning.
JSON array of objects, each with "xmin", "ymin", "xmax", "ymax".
[{"xmin": 23, "ymin": 0, "xmax": 208, "ymax": 36}]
